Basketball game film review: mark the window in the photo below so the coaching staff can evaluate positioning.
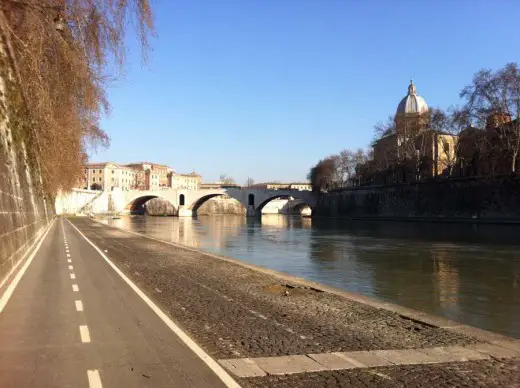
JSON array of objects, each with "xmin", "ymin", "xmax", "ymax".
[
  {"xmin": 443, "ymin": 141, "xmax": 450, "ymax": 153},
  {"xmin": 112, "ymin": 170, "xmax": 115, "ymax": 174},
  {"xmin": 99, "ymin": 177, "xmax": 102, "ymax": 182}
]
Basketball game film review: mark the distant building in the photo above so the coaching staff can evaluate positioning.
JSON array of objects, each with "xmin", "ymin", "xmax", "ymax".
[
  {"xmin": 169, "ymin": 172, "xmax": 201, "ymax": 190},
  {"xmin": 80, "ymin": 161, "xmax": 203, "ymax": 191},
  {"xmin": 251, "ymin": 182, "xmax": 311, "ymax": 191},
  {"xmin": 359, "ymin": 80, "xmax": 458, "ymax": 184},
  {"xmin": 125, "ymin": 162, "xmax": 170, "ymax": 190},
  {"xmin": 81, "ymin": 162, "xmax": 136, "ymax": 191},
  {"xmin": 200, "ymin": 182, "xmax": 241, "ymax": 189}
]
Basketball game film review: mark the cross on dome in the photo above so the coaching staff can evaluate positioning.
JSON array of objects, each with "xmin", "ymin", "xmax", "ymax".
[{"xmin": 408, "ymin": 78, "xmax": 417, "ymax": 96}]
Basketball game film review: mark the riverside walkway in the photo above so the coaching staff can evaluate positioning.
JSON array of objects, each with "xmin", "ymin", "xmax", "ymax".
[{"xmin": 0, "ymin": 217, "xmax": 519, "ymax": 387}]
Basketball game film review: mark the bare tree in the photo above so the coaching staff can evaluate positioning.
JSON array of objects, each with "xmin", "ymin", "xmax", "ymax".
[
  {"xmin": 0, "ymin": 0, "xmax": 154, "ymax": 195},
  {"xmin": 219, "ymin": 174, "xmax": 236, "ymax": 185},
  {"xmin": 307, "ymin": 157, "xmax": 335, "ymax": 192},
  {"xmin": 460, "ymin": 63, "xmax": 520, "ymax": 172},
  {"xmin": 331, "ymin": 148, "xmax": 370, "ymax": 187}
]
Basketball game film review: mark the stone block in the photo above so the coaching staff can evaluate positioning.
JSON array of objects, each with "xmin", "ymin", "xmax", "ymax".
[
  {"xmin": 253, "ymin": 355, "xmax": 326, "ymax": 375},
  {"xmin": 468, "ymin": 343, "xmax": 520, "ymax": 358},
  {"xmin": 491, "ymin": 340, "xmax": 520, "ymax": 353},
  {"xmin": 308, "ymin": 353, "xmax": 360, "ymax": 370},
  {"xmin": 416, "ymin": 347, "xmax": 468, "ymax": 363},
  {"xmin": 431, "ymin": 346, "xmax": 489, "ymax": 361},
  {"xmin": 218, "ymin": 358, "xmax": 266, "ymax": 377},
  {"xmin": 335, "ymin": 351, "xmax": 393, "ymax": 367},
  {"xmin": 374, "ymin": 349, "xmax": 437, "ymax": 365}
]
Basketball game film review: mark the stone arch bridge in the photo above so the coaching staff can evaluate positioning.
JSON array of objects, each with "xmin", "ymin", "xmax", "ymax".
[{"xmin": 123, "ymin": 188, "xmax": 317, "ymax": 217}]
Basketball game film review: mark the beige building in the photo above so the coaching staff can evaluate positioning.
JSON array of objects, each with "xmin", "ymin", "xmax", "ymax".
[
  {"xmin": 251, "ymin": 182, "xmax": 312, "ymax": 191},
  {"xmin": 169, "ymin": 172, "xmax": 202, "ymax": 190},
  {"xmin": 82, "ymin": 162, "xmax": 136, "ymax": 191},
  {"xmin": 81, "ymin": 162, "xmax": 203, "ymax": 191}
]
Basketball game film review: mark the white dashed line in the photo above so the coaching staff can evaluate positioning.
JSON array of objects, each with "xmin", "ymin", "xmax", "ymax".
[
  {"xmin": 67, "ymin": 259, "xmax": 72, "ymax": 263},
  {"xmin": 67, "ymin": 219, "xmax": 242, "ymax": 388},
  {"xmin": 67, "ymin": 254, "xmax": 71, "ymax": 257},
  {"xmin": 69, "ymin": 265, "xmax": 74, "ymax": 270},
  {"xmin": 70, "ymin": 273, "xmax": 76, "ymax": 279},
  {"xmin": 75, "ymin": 300, "xmax": 84, "ymax": 311},
  {"xmin": 87, "ymin": 370, "xmax": 103, "ymax": 388},
  {"xmin": 79, "ymin": 325, "xmax": 91, "ymax": 343},
  {"xmin": 72, "ymin": 284, "xmax": 79, "ymax": 292}
]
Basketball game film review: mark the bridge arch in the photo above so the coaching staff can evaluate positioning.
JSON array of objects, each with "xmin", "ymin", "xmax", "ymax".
[
  {"xmin": 291, "ymin": 202, "xmax": 312, "ymax": 216},
  {"xmin": 125, "ymin": 195, "xmax": 177, "ymax": 215},
  {"xmin": 188, "ymin": 193, "xmax": 224, "ymax": 211},
  {"xmin": 256, "ymin": 194, "xmax": 314, "ymax": 216},
  {"xmin": 188, "ymin": 193, "xmax": 248, "ymax": 216}
]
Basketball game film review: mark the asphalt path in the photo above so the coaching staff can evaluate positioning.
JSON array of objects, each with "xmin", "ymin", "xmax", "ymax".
[{"xmin": 0, "ymin": 218, "xmax": 232, "ymax": 388}]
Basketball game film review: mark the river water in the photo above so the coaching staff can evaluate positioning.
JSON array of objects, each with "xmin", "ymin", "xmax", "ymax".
[{"xmin": 104, "ymin": 215, "xmax": 520, "ymax": 339}]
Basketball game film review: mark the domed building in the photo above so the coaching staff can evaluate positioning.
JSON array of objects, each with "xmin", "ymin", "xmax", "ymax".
[
  {"xmin": 366, "ymin": 79, "xmax": 458, "ymax": 183},
  {"xmin": 396, "ymin": 80, "xmax": 429, "ymax": 116},
  {"xmin": 394, "ymin": 79, "xmax": 430, "ymax": 136}
]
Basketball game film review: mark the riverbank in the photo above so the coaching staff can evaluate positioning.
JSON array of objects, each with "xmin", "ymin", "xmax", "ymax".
[
  {"xmin": 315, "ymin": 175, "xmax": 520, "ymax": 224},
  {"xmin": 69, "ymin": 217, "xmax": 520, "ymax": 387}
]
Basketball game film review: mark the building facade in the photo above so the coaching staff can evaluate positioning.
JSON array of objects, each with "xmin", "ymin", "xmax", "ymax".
[
  {"xmin": 80, "ymin": 162, "xmax": 202, "ymax": 191},
  {"xmin": 82, "ymin": 162, "xmax": 137, "ymax": 191},
  {"xmin": 125, "ymin": 162, "xmax": 170, "ymax": 190},
  {"xmin": 169, "ymin": 172, "xmax": 201, "ymax": 190}
]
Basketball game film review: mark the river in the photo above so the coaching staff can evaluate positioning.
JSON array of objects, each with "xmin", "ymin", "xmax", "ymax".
[{"xmin": 103, "ymin": 214, "xmax": 520, "ymax": 339}]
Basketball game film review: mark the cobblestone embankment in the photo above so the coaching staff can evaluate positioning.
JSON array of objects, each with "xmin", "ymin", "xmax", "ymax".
[{"xmin": 69, "ymin": 217, "xmax": 520, "ymax": 387}]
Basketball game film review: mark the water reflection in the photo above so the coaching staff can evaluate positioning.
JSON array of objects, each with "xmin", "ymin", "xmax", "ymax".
[{"xmin": 104, "ymin": 215, "xmax": 520, "ymax": 339}]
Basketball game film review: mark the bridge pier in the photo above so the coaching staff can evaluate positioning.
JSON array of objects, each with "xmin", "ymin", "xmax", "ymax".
[
  {"xmin": 177, "ymin": 206, "xmax": 193, "ymax": 217},
  {"xmin": 246, "ymin": 205, "xmax": 256, "ymax": 217}
]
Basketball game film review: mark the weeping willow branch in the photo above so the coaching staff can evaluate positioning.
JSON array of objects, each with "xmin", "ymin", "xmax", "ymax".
[{"xmin": 0, "ymin": 0, "xmax": 154, "ymax": 196}]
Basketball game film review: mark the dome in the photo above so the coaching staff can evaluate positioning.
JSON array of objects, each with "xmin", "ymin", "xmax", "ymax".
[{"xmin": 396, "ymin": 79, "xmax": 428, "ymax": 115}]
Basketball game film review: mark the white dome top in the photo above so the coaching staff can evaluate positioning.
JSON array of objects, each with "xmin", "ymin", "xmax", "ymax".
[{"xmin": 396, "ymin": 80, "xmax": 429, "ymax": 115}]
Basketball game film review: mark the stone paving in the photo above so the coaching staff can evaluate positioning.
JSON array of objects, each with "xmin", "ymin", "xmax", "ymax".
[
  {"xmin": 69, "ymin": 218, "xmax": 520, "ymax": 387},
  {"xmin": 219, "ymin": 343, "xmax": 520, "ymax": 378},
  {"xmin": 239, "ymin": 359, "xmax": 520, "ymax": 387}
]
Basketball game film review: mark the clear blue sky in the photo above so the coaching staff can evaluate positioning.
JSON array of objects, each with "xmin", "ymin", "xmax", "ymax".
[{"xmin": 93, "ymin": 0, "xmax": 520, "ymax": 184}]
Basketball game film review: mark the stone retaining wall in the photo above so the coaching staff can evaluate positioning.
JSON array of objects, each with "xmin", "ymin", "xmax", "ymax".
[
  {"xmin": 0, "ymin": 107, "xmax": 52, "ymax": 283},
  {"xmin": 314, "ymin": 175, "xmax": 520, "ymax": 221}
]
